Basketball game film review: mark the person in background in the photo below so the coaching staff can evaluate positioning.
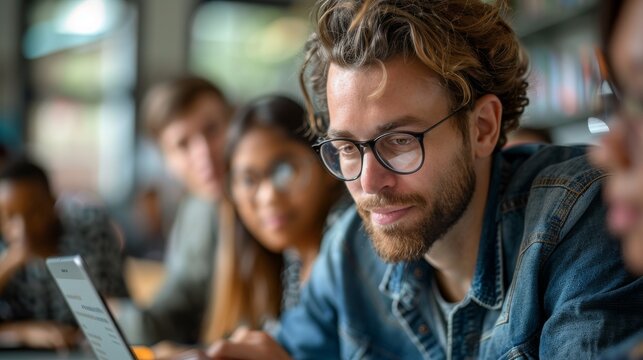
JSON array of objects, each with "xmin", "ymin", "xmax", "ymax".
[
  {"xmin": 206, "ymin": 0, "xmax": 643, "ymax": 358},
  {"xmin": 0, "ymin": 157, "xmax": 128, "ymax": 350},
  {"xmin": 156, "ymin": 95, "xmax": 347, "ymax": 359},
  {"xmin": 116, "ymin": 76, "xmax": 231, "ymax": 346},
  {"xmin": 504, "ymin": 126, "xmax": 552, "ymax": 148},
  {"xmin": 202, "ymin": 95, "xmax": 346, "ymax": 341},
  {"xmin": 593, "ymin": 0, "xmax": 643, "ymax": 277},
  {"xmin": 591, "ymin": 1, "xmax": 643, "ymax": 358}
]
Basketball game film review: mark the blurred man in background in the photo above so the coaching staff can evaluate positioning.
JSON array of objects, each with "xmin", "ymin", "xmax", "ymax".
[
  {"xmin": 116, "ymin": 76, "xmax": 231, "ymax": 347},
  {"xmin": 0, "ymin": 157, "xmax": 128, "ymax": 350}
]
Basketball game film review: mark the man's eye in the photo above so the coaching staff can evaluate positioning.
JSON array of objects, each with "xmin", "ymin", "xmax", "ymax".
[
  {"xmin": 387, "ymin": 136, "xmax": 414, "ymax": 146},
  {"xmin": 337, "ymin": 143, "xmax": 358, "ymax": 155}
]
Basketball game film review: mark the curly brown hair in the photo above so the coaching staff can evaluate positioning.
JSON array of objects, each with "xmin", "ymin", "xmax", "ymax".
[{"xmin": 300, "ymin": 0, "xmax": 529, "ymax": 148}]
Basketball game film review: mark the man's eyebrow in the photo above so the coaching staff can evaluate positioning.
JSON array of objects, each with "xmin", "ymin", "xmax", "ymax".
[
  {"xmin": 375, "ymin": 116, "xmax": 427, "ymax": 133},
  {"xmin": 327, "ymin": 116, "xmax": 427, "ymax": 139},
  {"xmin": 326, "ymin": 128, "xmax": 354, "ymax": 139}
]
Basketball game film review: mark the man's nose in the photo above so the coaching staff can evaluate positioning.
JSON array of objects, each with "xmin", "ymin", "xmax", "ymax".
[{"xmin": 359, "ymin": 150, "xmax": 396, "ymax": 194}]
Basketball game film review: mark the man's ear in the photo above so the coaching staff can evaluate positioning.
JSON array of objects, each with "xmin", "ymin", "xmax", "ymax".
[{"xmin": 470, "ymin": 94, "xmax": 502, "ymax": 158}]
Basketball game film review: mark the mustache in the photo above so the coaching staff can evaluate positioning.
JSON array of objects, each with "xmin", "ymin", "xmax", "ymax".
[{"xmin": 357, "ymin": 191, "xmax": 427, "ymax": 211}]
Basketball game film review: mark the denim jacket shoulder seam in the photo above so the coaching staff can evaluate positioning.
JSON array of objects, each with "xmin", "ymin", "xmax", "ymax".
[
  {"xmin": 522, "ymin": 168, "xmax": 606, "ymax": 248},
  {"xmin": 530, "ymin": 167, "xmax": 607, "ymax": 195}
]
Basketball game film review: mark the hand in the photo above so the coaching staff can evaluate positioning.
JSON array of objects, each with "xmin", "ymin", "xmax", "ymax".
[
  {"xmin": 1, "ymin": 321, "xmax": 80, "ymax": 351},
  {"xmin": 160, "ymin": 348, "xmax": 209, "ymax": 360},
  {"xmin": 206, "ymin": 328, "xmax": 292, "ymax": 360},
  {"xmin": 152, "ymin": 340, "xmax": 192, "ymax": 359}
]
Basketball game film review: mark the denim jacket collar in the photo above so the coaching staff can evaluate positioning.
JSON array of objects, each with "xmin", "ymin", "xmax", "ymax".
[{"xmin": 379, "ymin": 152, "xmax": 505, "ymax": 310}]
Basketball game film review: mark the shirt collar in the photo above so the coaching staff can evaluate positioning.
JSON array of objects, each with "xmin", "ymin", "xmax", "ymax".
[{"xmin": 468, "ymin": 151, "xmax": 504, "ymax": 309}]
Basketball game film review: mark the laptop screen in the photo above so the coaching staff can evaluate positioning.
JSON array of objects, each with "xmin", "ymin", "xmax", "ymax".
[{"xmin": 46, "ymin": 255, "xmax": 136, "ymax": 360}]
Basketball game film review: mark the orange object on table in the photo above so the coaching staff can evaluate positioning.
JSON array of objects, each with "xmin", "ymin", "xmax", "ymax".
[{"xmin": 131, "ymin": 345, "xmax": 155, "ymax": 360}]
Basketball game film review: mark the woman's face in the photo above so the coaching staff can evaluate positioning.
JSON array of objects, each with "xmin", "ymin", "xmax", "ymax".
[
  {"xmin": 591, "ymin": 0, "xmax": 643, "ymax": 274},
  {"xmin": 230, "ymin": 127, "xmax": 339, "ymax": 253}
]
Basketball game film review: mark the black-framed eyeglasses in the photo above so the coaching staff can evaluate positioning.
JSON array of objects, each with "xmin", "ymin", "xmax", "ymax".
[{"xmin": 312, "ymin": 106, "xmax": 467, "ymax": 181}]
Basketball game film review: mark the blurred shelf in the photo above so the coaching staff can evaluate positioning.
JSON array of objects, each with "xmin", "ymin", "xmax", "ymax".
[
  {"xmin": 512, "ymin": 0, "xmax": 600, "ymax": 38},
  {"xmin": 521, "ymin": 112, "xmax": 589, "ymax": 129},
  {"xmin": 511, "ymin": 0, "xmax": 601, "ymax": 145}
]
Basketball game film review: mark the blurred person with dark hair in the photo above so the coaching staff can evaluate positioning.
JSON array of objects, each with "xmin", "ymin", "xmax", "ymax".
[
  {"xmin": 206, "ymin": 0, "xmax": 642, "ymax": 359},
  {"xmin": 593, "ymin": 0, "xmax": 643, "ymax": 280},
  {"xmin": 504, "ymin": 126, "xmax": 552, "ymax": 148},
  {"xmin": 0, "ymin": 157, "xmax": 128, "ymax": 350},
  {"xmin": 115, "ymin": 76, "xmax": 232, "ymax": 346},
  {"xmin": 591, "ymin": 1, "xmax": 643, "ymax": 359}
]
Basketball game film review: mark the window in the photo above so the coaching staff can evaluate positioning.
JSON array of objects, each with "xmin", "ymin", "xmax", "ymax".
[
  {"xmin": 24, "ymin": 0, "xmax": 137, "ymax": 204},
  {"xmin": 190, "ymin": 1, "xmax": 311, "ymax": 103}
]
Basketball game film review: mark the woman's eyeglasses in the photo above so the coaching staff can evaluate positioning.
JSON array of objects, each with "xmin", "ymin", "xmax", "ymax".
[{"xmin": 230, "ymin": 159, "xmax": 311, "ymax": 200}]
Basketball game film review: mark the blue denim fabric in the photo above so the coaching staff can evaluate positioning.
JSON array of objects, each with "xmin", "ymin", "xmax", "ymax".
[{"xmin": 276, "ymin": 144, "xmax": 643, "ymax": 359}]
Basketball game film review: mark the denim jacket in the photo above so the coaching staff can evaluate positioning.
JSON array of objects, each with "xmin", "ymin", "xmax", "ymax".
[{"xmin": 276, "ymin": 145, "xmax": 643, "ymax": 359}]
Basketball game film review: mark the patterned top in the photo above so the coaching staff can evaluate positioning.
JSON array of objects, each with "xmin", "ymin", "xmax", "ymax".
[
  {"xmin": 0, "ymin": 200, "xmax": 128, "ymax": 325},
  {"xmin": 280, "ymin": 193, "xmax": 353, "ymax": 312},
  {"xmin": 281, "ymin": 249, "xmax": 302, "ymax": 312}
]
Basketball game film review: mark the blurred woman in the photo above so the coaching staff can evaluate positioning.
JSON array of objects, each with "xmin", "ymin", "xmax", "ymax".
[
  {"xmin": 591, "ymin": 0, "xmax": 643, "ymax": 276},
  {"xmin": 591, "ymin": 1, "xmax": 643, "ymax": 358},
  {"xmin": 201, "ymin": 95, "xmax": 346, "ymax": 342}
]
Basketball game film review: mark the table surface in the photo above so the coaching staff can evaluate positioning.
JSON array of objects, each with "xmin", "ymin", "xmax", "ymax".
[{"xmin": 0, "ymin": 349, "xmax": 97, "ymax": 359}]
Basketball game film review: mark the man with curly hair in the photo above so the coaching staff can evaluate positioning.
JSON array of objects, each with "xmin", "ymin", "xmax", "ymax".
[{"xmin": 206, "ymin": 0, "xmax": 643, "ymax": 358}]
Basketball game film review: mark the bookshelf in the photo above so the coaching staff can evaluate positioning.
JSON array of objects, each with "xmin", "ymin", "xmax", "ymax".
[{"xmin": 510, "ymin": 0, "xmax": 601, "ymax": 144}]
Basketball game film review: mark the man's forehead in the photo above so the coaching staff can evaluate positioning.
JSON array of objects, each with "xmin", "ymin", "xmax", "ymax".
[
  {"xmin": 326, "ymin": 115, "xmax": 430, "ymax": 139},
  {"xmin": 325, "ymin": 60, "xmax": 449, "ymax": 139},
  {"xmin": 327, "ymin": 59, "xmax": 443, "ymax": 96}
]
